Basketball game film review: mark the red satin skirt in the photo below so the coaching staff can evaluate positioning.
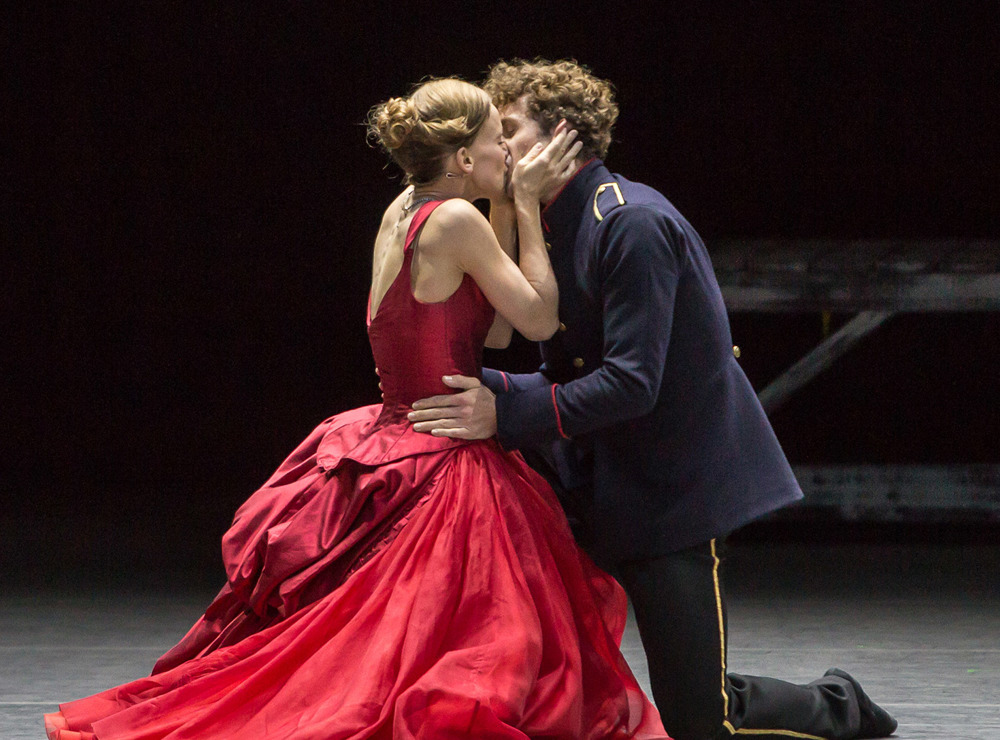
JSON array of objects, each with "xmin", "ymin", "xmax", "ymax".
[{"xmin": 45, "ymin": 409, "xmax": 668, "ymax": 739}]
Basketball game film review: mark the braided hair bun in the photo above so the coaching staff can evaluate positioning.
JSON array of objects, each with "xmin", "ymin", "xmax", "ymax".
[
  {"xmin": 367, "ymin": 78, "xmax": 492, "ymax": 184},
  {"xmin": 369, "ymin": 96, "xmax": 419, "ymax": 152}
]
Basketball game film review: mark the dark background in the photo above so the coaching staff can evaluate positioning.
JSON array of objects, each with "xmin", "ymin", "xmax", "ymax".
[{"xmin": 4, "ymin": 2, "xmax": 999, "ymax": 584}]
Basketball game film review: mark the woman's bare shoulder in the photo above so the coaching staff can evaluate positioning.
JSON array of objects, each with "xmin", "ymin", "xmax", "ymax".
[
  {"xmin": 421, "ymin": 199, "xmax": 491, "ymax": 244},
  {"xmin": 429, "ymin": 198, "xmax": 486, "ymax": 224}
]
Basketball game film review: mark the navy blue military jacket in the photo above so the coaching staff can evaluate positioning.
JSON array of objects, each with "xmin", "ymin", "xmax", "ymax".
[{"xmin": 484, "ymin": 160, "xmax": 802, "ymax": 562}]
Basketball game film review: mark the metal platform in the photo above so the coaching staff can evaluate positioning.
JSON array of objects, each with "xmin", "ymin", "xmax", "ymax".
[
  {"xmin": 712, "ymin": 240, "xmax": 1000, "ymax": 518},
  {"xmin": 712, "ymin": 240, "xmax": 1000, "ymax": 315}
]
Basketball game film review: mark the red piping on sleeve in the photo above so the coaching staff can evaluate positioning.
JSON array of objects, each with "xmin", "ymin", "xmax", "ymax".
[
  {"xmin": 501, "ymin": 372, "xmax": 510, "ymax": 392},
  {"xmin": 551, "ymin": 384, "xmax": 570, "ymax": 439}
]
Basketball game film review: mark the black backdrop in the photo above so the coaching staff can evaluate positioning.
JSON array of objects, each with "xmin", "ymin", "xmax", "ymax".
[{"xmin": 5, "ymin": 2, "xmax": 999, "ymax": 583}]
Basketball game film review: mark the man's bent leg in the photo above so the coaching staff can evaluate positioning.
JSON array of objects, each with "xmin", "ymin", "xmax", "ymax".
[
  {"xmin": 618, "ymin": 539, "xmax": 879, "ymax": 740},
  {"xmin": 617, "ymin": 539, "xmax": 733, "ymax": 740}
]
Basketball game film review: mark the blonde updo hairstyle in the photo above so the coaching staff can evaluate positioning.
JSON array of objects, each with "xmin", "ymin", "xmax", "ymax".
[{"xmin": 368, "ymin": 78, "xmax": 493, "ymax": 185}]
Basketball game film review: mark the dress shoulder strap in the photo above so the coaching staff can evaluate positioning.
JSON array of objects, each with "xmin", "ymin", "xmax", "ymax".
[{"xmin": 403, "ymin": 200, "xmax": 445, "ymax": 252}]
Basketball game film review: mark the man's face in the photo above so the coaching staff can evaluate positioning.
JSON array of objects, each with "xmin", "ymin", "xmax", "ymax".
[{"xmin": 499, "ymin": 95, "xmax": 549, "ymax": 176}]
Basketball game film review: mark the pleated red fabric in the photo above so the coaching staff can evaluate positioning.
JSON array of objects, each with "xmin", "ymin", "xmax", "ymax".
[{"xmin": 45, "ymin": 201, "xmax": 669, "ymax": 739}]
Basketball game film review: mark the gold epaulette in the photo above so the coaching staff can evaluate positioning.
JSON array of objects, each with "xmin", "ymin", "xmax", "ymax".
[{"xmin": 593, "ymin": 182, "xmax": 626, "ymax": 222}]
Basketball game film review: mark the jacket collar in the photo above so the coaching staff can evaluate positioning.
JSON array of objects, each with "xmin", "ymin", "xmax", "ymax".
[{"xmin": 541, "ymin": 158, "xmax": 611, "ymax": 247}]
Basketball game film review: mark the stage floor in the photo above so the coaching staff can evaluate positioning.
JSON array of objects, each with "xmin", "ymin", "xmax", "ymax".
[{"xmin": 4, "ymin": 543, "xmax": 998, "ymax": 739}]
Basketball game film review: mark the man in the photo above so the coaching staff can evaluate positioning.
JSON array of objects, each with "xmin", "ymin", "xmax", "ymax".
[{"xmin": 408, "ymin": 59, "xmax": 897, "ymax": 740}]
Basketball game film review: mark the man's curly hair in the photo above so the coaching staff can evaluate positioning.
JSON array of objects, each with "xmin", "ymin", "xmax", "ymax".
[{"xmin": 482, "ymin": 58, "xmax": 618, "ymax": 159}]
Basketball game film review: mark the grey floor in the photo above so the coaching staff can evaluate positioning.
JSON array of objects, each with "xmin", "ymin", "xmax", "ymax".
[{"xmin": 4, "ymin": 543, "xmax": 998, "ymax": 739}]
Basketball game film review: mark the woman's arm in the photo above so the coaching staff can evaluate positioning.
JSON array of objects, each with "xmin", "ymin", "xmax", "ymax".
[
  {"xmin": 484, "ymin": 199, "xmax": 517, "ymax": 348},
  {"xmin": 505, "ymin": 156, "xmax": 559, "ymax": 339},
  {"xmin": 423, "ymin": 129, "xmax": 582, "ymax": 342},
  {"xmin": 422, "ymin": 200, "xmax": 555, "ymax": 341}
]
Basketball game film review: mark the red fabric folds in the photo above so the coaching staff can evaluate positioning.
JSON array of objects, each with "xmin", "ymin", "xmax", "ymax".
[{"xmin": 52, "ymin": 433, "xmax": 666, "ymax": 738}]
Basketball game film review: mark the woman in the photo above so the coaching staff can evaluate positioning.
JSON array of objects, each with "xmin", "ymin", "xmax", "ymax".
[{"xmin": 44, "ymin": 78, "xmax": 668, "ymax": 739}]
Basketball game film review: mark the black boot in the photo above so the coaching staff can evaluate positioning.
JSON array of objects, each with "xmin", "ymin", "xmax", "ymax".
[{"xmin": 824, "ymin": 668, "xmax": 897, "ymax": 738}]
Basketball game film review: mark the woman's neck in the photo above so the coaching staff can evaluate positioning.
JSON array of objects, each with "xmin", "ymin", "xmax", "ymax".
[{"xmin": 411, "ymin": 173, "xmax": 475, "ymax": 203}]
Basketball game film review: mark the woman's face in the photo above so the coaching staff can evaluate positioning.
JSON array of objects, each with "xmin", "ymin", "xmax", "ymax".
[{"xmin": 465, "ymin": 105, "xmax": 510, "ymax": 199}]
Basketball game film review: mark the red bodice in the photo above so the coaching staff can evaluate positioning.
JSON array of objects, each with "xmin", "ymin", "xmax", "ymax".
[
  {"xmin": 314, "ymin": 201, "xmax": 496, "ymax": 470},
  {"xmin": 367, "ymin": 200, "xmax": 495, "ymax": 419}
]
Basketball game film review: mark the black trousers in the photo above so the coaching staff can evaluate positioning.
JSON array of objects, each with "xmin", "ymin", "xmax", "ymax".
[{"xmin": 615, "ymin": 539, "xmax": 862, "ymax": 740}]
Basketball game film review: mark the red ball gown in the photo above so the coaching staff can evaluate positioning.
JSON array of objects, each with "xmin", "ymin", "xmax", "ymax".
[{"xmin": 45, "ymin": 201, "xmax": 669, "ymax": 739}]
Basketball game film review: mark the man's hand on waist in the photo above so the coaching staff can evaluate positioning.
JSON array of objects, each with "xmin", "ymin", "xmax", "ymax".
[{"xmin": 408, "ymin": 375, "xmax": 498, "ymax": 440}]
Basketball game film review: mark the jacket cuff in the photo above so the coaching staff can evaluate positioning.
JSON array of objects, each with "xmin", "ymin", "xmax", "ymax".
[
  {"xmin": 482, "ymin": 368, "xmax": 508, "ymax": 394},
  {"xmin": 495, "ymin": 383, "xmax": 569, "ymax": 449}
]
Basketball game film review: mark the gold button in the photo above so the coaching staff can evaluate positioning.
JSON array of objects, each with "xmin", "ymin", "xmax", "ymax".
[
  {"xmin": 545, "ymin": 241, "xmax": 552, "ymax": 252},
  {"xmin": 572, "ymin": 357, "xmax": 584, "ymax": 368},
  {"xmin": 732, "ymin": 345, "xmax": 741, "ymax": 358},
  {"xmin": 559, "ymin": 322, "xmax": 567, "ymax": 332}
]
